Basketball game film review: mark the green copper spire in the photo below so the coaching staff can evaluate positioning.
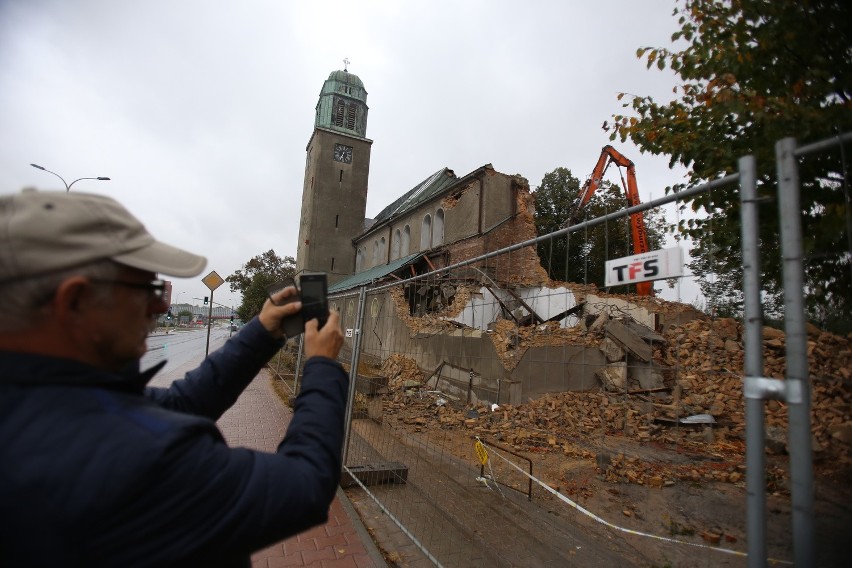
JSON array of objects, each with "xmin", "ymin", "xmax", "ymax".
[{"xmin": 314, "ymin": 69, "xmax": 368, "ymax": 138}]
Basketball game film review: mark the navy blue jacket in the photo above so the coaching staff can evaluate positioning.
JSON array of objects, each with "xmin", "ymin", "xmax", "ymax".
[{"xmin": 0, "ymin": 318, "xmax": 348, "ymax": 567}]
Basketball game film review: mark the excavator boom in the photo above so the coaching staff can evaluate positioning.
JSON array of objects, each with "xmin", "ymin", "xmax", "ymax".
[{"xmin": 576, "ymin": 145, "xmax": 653, "ymax": 296}]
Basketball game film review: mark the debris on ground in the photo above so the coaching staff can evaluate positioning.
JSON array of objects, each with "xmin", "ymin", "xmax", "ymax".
[{"xmin": 374, "ymin": 314, "xmax": 851, "ymax": 488}]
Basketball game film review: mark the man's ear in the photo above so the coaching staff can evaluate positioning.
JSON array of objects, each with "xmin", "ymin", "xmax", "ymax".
[{"xmin": 52, "ymin": 276, "xmax": 94, "ymax": 323}]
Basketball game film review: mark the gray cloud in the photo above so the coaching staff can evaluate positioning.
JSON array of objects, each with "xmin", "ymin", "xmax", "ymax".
[{"xmin": 1, "ymin": 0, "xmax": 692, "ymax": 305}]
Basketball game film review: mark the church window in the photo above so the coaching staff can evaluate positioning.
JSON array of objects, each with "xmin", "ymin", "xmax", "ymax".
[
  {"xmin": 356, "ymin": 248, "xmax": 363, "ymax": 272},
  {"xmin": 331, "ymin": 257, "xmax": 335, "ymax": 271},
  {"xmin": 420, "ymin": 215, "xmax": 432, "ymax": 251},
  {"xmin": 380, "ymin": 237, "xmax": 387, "ymax": 263},
  {"xmin": 402, "ymin": 225, "xmax": 411, "ymax": 256},
  {"xmin": 335, "ymin": 214, "xmax": 339, "ymax": 228},
  {"xmin": 434, "ymin": 209, "xmax": 445, "ymax": 246},
  {"xmin": 391, "ymin": 229, "xmax": 401, "ymax": 261}
]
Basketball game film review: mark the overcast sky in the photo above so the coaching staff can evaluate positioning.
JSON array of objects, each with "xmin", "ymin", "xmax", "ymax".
[{"xmin": 0, "ymin": 0, "xmax": 695, "ymax": 307}]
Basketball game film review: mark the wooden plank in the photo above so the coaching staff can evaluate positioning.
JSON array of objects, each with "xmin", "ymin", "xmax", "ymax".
[
  {"xmin": 504, "ymin": 287, "xmax": 545, "ymax": 324},
  {"xmin": 483, "ymin": 285, "xmax": 520, "ymax": 324},
  {"xmin": 545, "ymin": 301, "xmax": 585, "ymax": 323}
]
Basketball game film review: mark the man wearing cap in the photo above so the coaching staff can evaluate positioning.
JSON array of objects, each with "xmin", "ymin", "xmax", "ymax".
[{"xmin": 0, "ymin": 190, "xmax": 348, "ymax": 566}]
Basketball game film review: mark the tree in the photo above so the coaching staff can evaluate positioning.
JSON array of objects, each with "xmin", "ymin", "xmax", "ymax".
[
  {"xmin": 226, "ymin": 250, "xmax": 296, "ymax": 323},
  {"xmin": 534, "ymin": 167, "xmax": 668, "ymax": 293},
  {"xmin": 610, "ymin": 0, "xmax": 851, "ymax": 330}
]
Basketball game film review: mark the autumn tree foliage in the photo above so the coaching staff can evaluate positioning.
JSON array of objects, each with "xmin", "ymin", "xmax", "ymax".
[
  {"xmin": 610, "ymin": 0, "xmax": 851, "ymax": 329},
  {"xmin": 534, "ymin": 167, "xmax": 667, "ymax": 293},
  {"xmin": 226, "ymin": 249, "xmax": 296, "ymax": 323}
]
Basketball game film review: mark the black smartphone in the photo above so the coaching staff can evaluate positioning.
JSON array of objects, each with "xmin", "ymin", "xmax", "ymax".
[
  {"xmin": 298, "ymin": 272, "xmax": 329, "ymax": 329},
  {"xmin": 267, "ymin": 278, "xmax": 304, "ymax": 337}
]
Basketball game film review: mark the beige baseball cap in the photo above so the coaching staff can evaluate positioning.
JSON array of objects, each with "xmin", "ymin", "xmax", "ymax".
[{"xmin": 0, "ymin": 189, "xmax": 207, "ymax": 282}]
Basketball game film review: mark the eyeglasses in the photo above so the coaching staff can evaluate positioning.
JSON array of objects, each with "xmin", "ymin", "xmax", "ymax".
[{"xmin": 89, "ymin": 278, "xmax": 166, "ymax": 299}]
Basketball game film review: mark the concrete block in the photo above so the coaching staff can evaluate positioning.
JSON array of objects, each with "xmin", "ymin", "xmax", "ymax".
[
  {"xmin": 340, "ymin": 463, "xmax": 409, "ymax": 488},
  {"xmin": 597, "ymin": 361, "xmax": 627, "ymax": 391}
]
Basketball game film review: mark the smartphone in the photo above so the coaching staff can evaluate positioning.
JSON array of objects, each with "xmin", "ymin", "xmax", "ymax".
[
  {"xmin": 267, "ymin": 278, "xmax": 304, "ymax": 337},
  {"xmin": 298, "ymin": 272, "xmax": 329, "ymax": 329}
]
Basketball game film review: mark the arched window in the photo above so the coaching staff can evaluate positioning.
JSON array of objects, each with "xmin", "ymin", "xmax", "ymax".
[
  {"xmin": 420, "ymin": 214, "xmax": 432, "ymax": 251},
  {"xmin": 434, "ymin": 209, "xmax": 445, "ymax": 246},
  {"xmin": 402, "ymin": 226, "xmax": 411, "ymax": 257},
  {"xmin": 356, "ymin": 247, "xmax": 363, "ymax": 272},
  {"xmin": 372, "ymin": 241, "xmax": 379, "ymax": 266},
  {"xmin": 391, "ymin": 229, "xmax": 401, "ymax": 261}
]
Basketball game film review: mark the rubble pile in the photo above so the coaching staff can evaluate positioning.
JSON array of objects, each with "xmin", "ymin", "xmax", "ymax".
[
  {"xmin": 377, "ymin": 315, "xmax": 851, "ymax": 488},
  {"xmin": 659, "ymin": 318, "xmax": 852, "ymax": 456},
  {"xmin": 380, "ymin": 353, "xmax": 425, "ymax": 390}
]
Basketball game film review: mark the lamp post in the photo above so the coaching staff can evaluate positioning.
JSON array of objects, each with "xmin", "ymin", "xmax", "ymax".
[{"xmin": 30, "ymin": 163, "xmax": 110, "ymax": 192}]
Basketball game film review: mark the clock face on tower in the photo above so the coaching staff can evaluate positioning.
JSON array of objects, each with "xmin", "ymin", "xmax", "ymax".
[{"xmin": 333, "ymin": 143, "xmax": 353, "ymax": 164}]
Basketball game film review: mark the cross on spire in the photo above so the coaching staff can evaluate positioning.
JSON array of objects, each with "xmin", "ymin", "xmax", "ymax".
[{"xmin": 343, "ymin": 58, "xmax": 350, "ymax": 72}]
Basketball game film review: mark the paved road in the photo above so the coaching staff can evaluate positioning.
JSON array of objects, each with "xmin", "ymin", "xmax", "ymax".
[{"xmin": 142, "ymin": 327, "xmax": 231, "ymax": 375}]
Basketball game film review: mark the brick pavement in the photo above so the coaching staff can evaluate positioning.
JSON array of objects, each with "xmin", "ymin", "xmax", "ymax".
[
  {"xmin": 217, "ymin": 371, "xmax": 386, "ymax": 568},
  {"xmin": 146, "ymin": 344, "xmax": 388, "ymax": 568}
]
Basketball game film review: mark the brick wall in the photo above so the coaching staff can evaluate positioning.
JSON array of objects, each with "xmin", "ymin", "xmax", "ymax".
[{"xmin": 447, "ymin": 181, "xmax": 549, "ymax": 286}]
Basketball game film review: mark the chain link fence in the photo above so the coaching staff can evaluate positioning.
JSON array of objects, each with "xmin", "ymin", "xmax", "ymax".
[{"xmin": 269, "ymin": 132, "xmax": 850, "ymax": 567}]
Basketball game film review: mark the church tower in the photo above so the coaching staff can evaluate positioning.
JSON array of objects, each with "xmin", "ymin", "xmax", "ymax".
[{"xmin": 296, "ymin": 68, "xmax": 372, "ymax": 284}]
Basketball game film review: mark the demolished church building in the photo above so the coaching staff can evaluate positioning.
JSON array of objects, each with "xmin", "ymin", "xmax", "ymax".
[
  {"xmin": 322, "ymin": 161, "xmax": 696, "ymax": 407},
  {"xmin": 297, "ymin": 68, "xmax": 697, "ymax": 406}
]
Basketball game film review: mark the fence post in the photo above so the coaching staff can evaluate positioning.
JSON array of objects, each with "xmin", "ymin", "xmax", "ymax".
[
  {"xmin": 293, "ymin": 334, "xmax": 305, "ymax": 395},
  {"xmin": 776, "ymin": 137, "xmax": 815, "ymax": 567},
  {"xmin": 738, "ymin": 154, "xmax": 768, "ymax": 566},
  {"xmin": 342, "ymin": 287, "xmax": 368, "ymax": 464}
]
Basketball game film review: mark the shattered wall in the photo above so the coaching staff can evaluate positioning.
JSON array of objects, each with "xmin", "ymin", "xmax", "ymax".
[
  {"xmin": 333, "ymin": 164, "xmax": 703, "ymax": 405},
  {"xmin": 350, "ymin": 288, "xmax": 511, "ymax": 403},
  {"xmin": 345, "ymin": 282, "xmax": 654, "ymax": 405},
  {"xmin": 446, "ymin": 179, "xmax": 549, "ymax": 286}
]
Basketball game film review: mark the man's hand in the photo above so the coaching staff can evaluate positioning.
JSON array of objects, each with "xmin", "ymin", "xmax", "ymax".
[
  {"xmin": 304, "ymin": 310, "xmax": 343, "ymax": 360},
  {"xmin": 258, "ymin": 286, "xmax": 302, "ymax": 339}
]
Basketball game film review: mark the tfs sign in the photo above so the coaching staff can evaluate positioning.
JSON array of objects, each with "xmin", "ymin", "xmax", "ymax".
[{"xmin": 605, "ymin": 247, "xmax": 683, "ymax": 287}]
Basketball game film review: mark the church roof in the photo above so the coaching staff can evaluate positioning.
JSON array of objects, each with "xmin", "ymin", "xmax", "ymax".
[
  {"xmin": 373, "ymin": 168, "xmax": 458, "ymax": 224},
  {"xmin": 328, "ymin": 252, "xmax": 424, "ymax": 294},
  {"xmin": 325, "ymin": 69, "xmax": 364, "ymax": 89}
]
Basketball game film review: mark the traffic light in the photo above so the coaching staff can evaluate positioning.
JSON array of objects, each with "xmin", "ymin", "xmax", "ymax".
[
  {"xmin": 204, "ymin": 296, "xmax": 209, "ymax": 305},
  {"xmin": 166, "ymin": 309, "xmax": 172, "ymax": 320},
  {"xmin": 230, "ymin": 315, "xmax": 234, "ymax": 323}
]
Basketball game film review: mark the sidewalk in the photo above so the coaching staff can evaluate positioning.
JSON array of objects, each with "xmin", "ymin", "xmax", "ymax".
[{"xmin": 215, "ymin": 370, "xmax": 388, "ymax": 568}]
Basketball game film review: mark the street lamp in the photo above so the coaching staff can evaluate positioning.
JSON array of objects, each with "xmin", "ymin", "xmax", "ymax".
[{"xmin": 30, "ymin": 163, "xmax": 110, "ymax": 192}]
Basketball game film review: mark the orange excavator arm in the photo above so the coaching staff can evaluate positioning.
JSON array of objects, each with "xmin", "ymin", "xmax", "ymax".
[{"xmin": 575, "ymin": 145, "xmax": 653, "ymax": 296}]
